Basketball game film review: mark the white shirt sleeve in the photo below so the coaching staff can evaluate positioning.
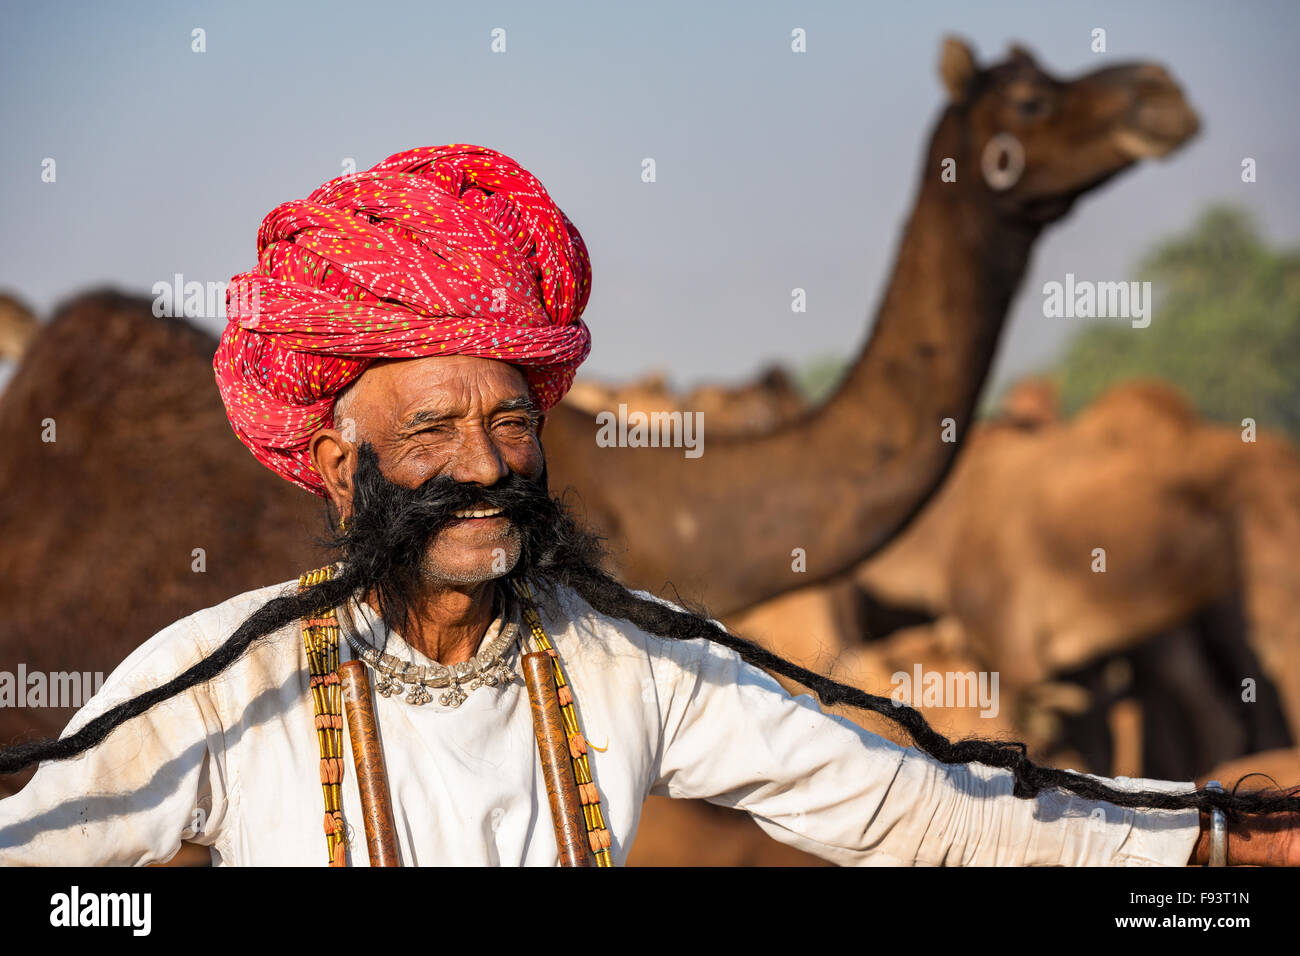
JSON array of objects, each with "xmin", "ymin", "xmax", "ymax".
[
  {"xmin": 0, "ymin": 615, "xmax": 228, "ymax": 866},
  {"xmin": 649, "ymin": 632, "xmax": 1202, "ymax": 866}
]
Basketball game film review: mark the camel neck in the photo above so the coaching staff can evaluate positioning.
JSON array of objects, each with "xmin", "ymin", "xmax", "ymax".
[{"xmin": 819, "ymin": 171, "xmax": 1039, "ymax": 430}]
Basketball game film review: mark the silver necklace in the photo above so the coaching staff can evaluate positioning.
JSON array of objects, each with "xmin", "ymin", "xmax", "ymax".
[{"xmin": 341, "ymin": 606, "xmax": 522, "ymax": 708}]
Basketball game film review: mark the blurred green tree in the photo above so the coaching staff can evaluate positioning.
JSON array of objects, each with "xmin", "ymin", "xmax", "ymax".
[
  {"xmin": 1052, "ymin": 205, "xmax": 1300, "ymax": 436},
  {"xmin": 794, "ymin": 354, "xmax": 849, "ymax": 404}
]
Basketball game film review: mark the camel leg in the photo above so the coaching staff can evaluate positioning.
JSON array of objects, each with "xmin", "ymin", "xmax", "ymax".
[
  {"xmin": 1055, "ymin": 657, "xmax": 1120, "ymax": 775},
  {"xmin": 1132, "ymin": 623, "xmax": 1244, "ymax": 779},
  {"xmin": 1195, "ymin": 595, "xmax": 1293, "ymax": 755}
]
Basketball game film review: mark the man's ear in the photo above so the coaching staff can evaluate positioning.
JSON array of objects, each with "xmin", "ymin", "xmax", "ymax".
[
  {"xmin": 536, "ymin": 411, "xmax": 547, "ymax": 438},
  {"xmin": 309, "ymin": 428, "xmax": 356, "ymax": 519}
]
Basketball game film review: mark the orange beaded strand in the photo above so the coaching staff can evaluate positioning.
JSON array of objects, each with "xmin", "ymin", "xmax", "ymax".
[
  {"xmin": 513, "ymin": 579, "xmax": 614, "ymax": 865},
  {"xmin": 299, "ymin": 566, "xmax": 347, "ymax": 867}
]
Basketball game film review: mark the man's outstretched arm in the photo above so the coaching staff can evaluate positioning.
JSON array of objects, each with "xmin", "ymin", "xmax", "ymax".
[
  {"xmin": 649, "ymin": 632, "xmax": 1209, "ymax": 866},
  {"xmin": 0, "ymin": 616, "xmax": 228, "ymax": 866}
]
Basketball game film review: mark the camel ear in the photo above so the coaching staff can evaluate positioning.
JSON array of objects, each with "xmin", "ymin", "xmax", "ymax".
[{"xmin": 940, "ymin": 35, "xmax": 978, "ymax": 103}]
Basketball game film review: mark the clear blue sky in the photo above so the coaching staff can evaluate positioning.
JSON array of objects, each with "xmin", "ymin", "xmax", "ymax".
[{"xmin": 1, "ymin": 0, "xmax": 1296, "ymax": 395}]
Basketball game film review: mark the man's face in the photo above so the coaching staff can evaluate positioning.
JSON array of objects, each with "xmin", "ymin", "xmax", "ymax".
[{"xmin": 312, "ymin": 355, "xmax": 545, "ymax": 587}]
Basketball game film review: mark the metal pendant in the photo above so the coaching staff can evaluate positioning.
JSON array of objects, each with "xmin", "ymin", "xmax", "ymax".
[
  {"xmin": 376, "ymin": 674, "xmax": 404, "ymax": 698},
  {"xmin": 439, "ymin": 682, "xmax": 468, "ymax": 708},
  {"xmin": 405, "ymin": 683, "xmax": 432, "ymax": 706}
]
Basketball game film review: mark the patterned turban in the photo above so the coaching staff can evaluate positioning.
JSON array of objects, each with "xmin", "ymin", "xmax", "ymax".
[{"xmin": 214, "ymin": 144, "xmax": 592, "ymax": 496}]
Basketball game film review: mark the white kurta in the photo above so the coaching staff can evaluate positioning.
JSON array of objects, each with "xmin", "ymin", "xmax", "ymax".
[{"xmin": 0, "ymin": 576, "xmax": 1201, "ymax": 866}]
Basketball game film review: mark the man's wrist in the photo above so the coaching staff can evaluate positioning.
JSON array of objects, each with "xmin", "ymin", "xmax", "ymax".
[{"xmin": 1187, "ymin": 808, "xmax": 1300, "ymax": 866}]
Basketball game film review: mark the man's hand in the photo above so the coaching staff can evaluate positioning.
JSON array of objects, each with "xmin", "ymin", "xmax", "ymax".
[{"xmin": 1186, "ymin": 810, "xmax": 1299, "ymax": 865}]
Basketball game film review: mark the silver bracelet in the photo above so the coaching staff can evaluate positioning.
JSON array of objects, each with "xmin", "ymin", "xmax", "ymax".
[{"xmin": 1205, "ymin": 780, "xmax": 1227, "ymax": 866}]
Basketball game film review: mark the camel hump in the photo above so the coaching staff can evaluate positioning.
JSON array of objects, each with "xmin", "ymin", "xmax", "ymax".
[
  {"xmin": 1072, "ymin": 379, "xmax": 1199, "ymax": 443},
  {"xmin": 26, "ymin": 288, "xmax": 218, "ymax": 371},
  {"xmin": 561, "ymin": 379, "xmax": 613, "ymax": 413},
  {"xmin": 0, "ymin": 291, "xmax": 39, "ymax": 363},
  {"xmin": 633, "ymin": 370, "xmax": 670, "ymax": 393},
  {"xmin": 996, "ymin": 377, "xmax": 1061, "ymax": 430},
  {"xmin": 754, "ymin": 364, "xmax": 800, "ymax": 397},
  {"xmin": 0, "ymin": 290, "xmax": 224, "ymax": 452}
]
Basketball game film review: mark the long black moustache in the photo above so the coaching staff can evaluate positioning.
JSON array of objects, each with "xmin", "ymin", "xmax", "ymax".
[
  {"xmin": 1, "ymin": 448, "xmax": 1298, "ymax": 828},
  {"xmin": 332, "ymin": 442, "xmax": 564, "ymax": 641}
]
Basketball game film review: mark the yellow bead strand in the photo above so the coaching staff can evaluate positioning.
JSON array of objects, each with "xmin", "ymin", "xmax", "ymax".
[
  {"xmin": 513, "ymin": 579, "xmax": 614, "ymax": 866},
  {"xmin": 299, "ymin": 566, "xmax": 346, "ymax": 866}
]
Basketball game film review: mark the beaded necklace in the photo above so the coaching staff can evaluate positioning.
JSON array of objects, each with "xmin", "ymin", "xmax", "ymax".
[
  {"xmin": 297, "ymin": 567, "xmax": 613, "ymax": 866},
  {"xmin": 339, "ymin": 597, "xmax": 521, "ymax": 708}
]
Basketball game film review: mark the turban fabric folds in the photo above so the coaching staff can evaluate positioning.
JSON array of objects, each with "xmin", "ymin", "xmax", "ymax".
[{"xmin": 214, "ymin": 144, "xmax": 592, "ymax": 496}]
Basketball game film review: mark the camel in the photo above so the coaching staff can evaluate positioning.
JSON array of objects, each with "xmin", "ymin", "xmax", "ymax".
[
  {"xmin": 634, "ymin": 381, "xmax": 1300, "ymax": 865},
  {"xmin": 853, "ymin": 380, "xmax": 1297, "ymax": 772},
  {"xmin": 564, "ymin": 366, "xmax": 805, "ymax": 438},
  {"xmin": 0, "ymin": 292, "xmax": 331, "ymax": 798},
  {"xmin": 732, "ymin": 377, "xmax": 1300, "ymax": 785},
  {"xmin": 544, "ymin": 38, "xmax": 1201, "ymax": 616},
  {"xmin": 611, "ymin": 375, "xmax": 1298, "ymax": 777}
]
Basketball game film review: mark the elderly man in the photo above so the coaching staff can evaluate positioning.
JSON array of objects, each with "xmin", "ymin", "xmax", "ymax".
[{"xmin": 0, "ymin": 145, "xmax": 1295, "ymax": 867}]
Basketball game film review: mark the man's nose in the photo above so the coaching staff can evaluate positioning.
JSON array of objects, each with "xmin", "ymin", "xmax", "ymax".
[{"xmin": 448, "ymin": 424, "xmax": 510, "ymax": 487}]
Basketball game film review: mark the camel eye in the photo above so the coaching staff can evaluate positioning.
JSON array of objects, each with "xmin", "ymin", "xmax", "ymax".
[{"xmin": 1016, "ymin": 96, "xmax": 1049, "ymax": 119}]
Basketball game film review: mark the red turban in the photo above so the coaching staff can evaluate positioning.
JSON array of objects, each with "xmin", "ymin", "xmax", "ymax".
[{"xmin": 214, "ymin": 144, "xmax": 592, "ymax": 496}]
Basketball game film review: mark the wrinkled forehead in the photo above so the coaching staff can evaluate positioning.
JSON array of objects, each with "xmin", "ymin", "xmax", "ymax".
[{"xmin": 338, "ymin": 355, "xmax": 536, "ymax": 425}]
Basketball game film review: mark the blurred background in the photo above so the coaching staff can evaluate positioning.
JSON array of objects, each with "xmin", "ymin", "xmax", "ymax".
[{"xmin": 1, "ymin": 0, "xmax": 1298, "ymax": 865}]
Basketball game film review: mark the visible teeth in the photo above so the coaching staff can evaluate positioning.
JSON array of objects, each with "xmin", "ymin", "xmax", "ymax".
[{"xmin": 452, "ymin": 507, "xmax": 504, "ymax": 519}]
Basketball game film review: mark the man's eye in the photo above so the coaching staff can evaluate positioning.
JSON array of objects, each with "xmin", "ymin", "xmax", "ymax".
[{"xmin": 496, "ymin": 418, "xmax": 533, "ymax": 433}]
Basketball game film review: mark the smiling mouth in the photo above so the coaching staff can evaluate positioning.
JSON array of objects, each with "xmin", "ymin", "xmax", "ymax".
[{"xmin": 450, "ymin": 506, "xmax": 506, "ymax": 519}]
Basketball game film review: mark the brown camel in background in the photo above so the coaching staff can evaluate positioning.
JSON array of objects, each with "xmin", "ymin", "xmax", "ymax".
[
  {"xmin": 564, "ymin": 366, "xmax": 806, "ymax": 438},
  {"xmin": 632, "ymin": 379, "xmax": 1300, "ymax": 865},
  {"xmin": 546, "ymin": 37, "xmax": 1201, "ymax": 616},
  {"xmin": 620, "ymin": 378, "xmax": 1297, "ymax": 761},
  {"xmin": 853, "ymin": 380, "xmax": 1297, "ymax": 774}
]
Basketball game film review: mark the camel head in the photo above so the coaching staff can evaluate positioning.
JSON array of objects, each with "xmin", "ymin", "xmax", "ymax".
[{"xmin": 937, "ymin": 37, "xmax": 1200, "ymax": 224}]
